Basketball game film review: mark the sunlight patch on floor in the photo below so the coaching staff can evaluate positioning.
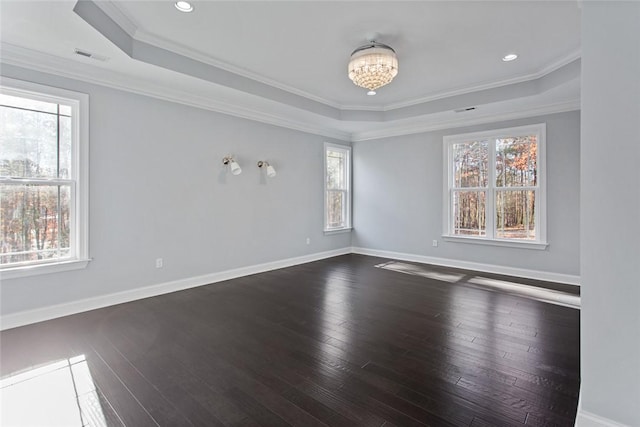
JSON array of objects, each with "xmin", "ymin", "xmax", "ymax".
[
  {"xmin": 1, "ymin": 355, "xmax": 107, "ymax": 427},
  {"xmin": 468, "ymin": 276, "xmax": 580, "ymax": 309},
  {"xmin": 376, "ymin": 261, "xmax": 580, "ymax": 309},
  {"xmin": 375, "ymin": 261, "xmax": 465, "ymax": 283}
]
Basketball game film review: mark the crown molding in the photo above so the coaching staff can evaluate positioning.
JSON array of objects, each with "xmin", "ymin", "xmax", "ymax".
[
  {"xmin": 99, "ymin": 0, "xmax": 344, "ymax": 110},
  {"xmin": 0, "ymin": 43, "xmax": 351, "ymax": 141},
  {"xmin": 134, "ymin": 29, "xmax": 345, "ymax": 110},
  {"xmin": 0, "ymin": 43, "xmax": 580, "ymax": 144},
  {"xmin": 135, "ymin": 27, "xmax": 580, "ymax": 114},
  {"xmin": 367, "ymin": 50, "xmax": 581, "ymax": 112},
  {"xmin": 91, "ymin": 0, "xmax": 581, "ymax": 115},
  {"xmin": 351, "ymin": 99, "xmax": 580, "ymax": 142}
]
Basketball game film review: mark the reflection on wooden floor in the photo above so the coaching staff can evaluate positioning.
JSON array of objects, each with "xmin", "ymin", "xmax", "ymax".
[
  {"xmin": 1, "ymin": 254, "xmax": 581, "ymax": 426},
  {"xmin": 376, "ymin": 261, "xmax": 581, "ymax": 309},
  {"xmin": 1, "ymin": 355, "xmax": 107, "ymax": 426}
]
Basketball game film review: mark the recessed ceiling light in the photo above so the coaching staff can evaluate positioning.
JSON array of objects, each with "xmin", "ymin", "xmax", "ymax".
[
  {"xmin": 367, "ymin": 90, "xmax": 377, "ymax": 96},
  {"xmin": 502, "ymin": 53, "xmax": 518, "ymax": 62},
  {"xmin": 175, "ymin": 1, "xmax": 193, "ymax": 12}
]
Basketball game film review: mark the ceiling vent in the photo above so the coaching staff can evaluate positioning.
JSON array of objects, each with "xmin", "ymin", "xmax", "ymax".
[
  {"xmin": 74, "ymin": 48, "xmax": 109, "ymax": 62},
  {"xmin": 453, "ymin": 106, "xmax": 477, "ymax": 113}
]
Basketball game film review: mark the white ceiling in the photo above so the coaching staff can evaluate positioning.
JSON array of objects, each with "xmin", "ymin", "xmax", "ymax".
[
  {"xmin": 118, "ymin": 0, "xmax": 581, "ymax": 107},
  {"xmin": 0, "ymin": 1, "xmax": 582, "ymax": 140}
]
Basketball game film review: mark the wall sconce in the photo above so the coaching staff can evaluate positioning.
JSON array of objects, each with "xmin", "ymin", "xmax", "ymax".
[
  {"xmin": 257, "ymin": 160, "xmax": 277, "ymax": 178},
  {"xmin": 222, "ymin": 156, "xmax": 242, "ymax": 175}
]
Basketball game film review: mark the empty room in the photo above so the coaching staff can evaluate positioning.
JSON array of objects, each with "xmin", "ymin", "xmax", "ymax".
[{"xmin": 0, "ymin": 1, "xmax": 638, "ymax": 426}]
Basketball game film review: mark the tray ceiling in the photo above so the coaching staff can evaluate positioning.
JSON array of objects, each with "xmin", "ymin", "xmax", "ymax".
[{"xmin": 0, "ymin": 1, "xmax": 581, "ymax": 140}]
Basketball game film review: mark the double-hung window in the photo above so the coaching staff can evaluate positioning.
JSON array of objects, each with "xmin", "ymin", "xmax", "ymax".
[
  {"xmin": 324, "ymin": 143, "xmax": 351, "ymax": 232},
  {"xmin": 0, "ymin": 78, "xmax": 89, "ymax": 278},
  {"xmin": 443, "ymin": 123, "xmax": 547, "ymax": 249}
]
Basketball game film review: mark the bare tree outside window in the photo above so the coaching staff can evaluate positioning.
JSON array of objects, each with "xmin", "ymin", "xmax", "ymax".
[
  {"xmin": 445, "ymin": 124, "xmax": 545, "ymax": 245},
  {"xmin": 324, "ymin": 144, "xmax": 351, "ymax": 231},
  {"xmin": 1, "ymin": 93, "xmax": 74, "ymax": 266}
]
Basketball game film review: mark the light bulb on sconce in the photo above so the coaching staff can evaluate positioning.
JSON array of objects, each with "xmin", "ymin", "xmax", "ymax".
[
  {"xmin": 257, "ymin": 161, "xmax": 277, "ymax": 178},
  {"xmin": 222, "ymin": 156, "xmax": 242, "ymax": 175}
]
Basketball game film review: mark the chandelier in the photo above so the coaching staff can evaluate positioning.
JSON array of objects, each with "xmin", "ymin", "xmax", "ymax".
[{"xmin": 348, "ymin": 42, "xmax": 398, "ymax": 95}]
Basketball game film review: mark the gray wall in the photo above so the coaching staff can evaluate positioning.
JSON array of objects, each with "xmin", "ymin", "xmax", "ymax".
[
  {"xmin": 352, "ymin": 111, "xmax": 580, "ymax": 276},
  {"xmin": 580, "ymin": 2, "xmax": 640, "ymax": 425},
  {"xmin": 0, "ymin": 64, "xmax": 351, "ymax": 316}
]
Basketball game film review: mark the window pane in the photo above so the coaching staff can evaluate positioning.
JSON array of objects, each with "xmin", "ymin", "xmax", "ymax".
[
  {"xmin": 495, "ymin": 190, "xmax": 536, "ymax": 240},
  {"xmin": 452, "ymin": 140, "xmax": 488, "ymax": 188},
  {"xmin": 326, "ymin": 190, "xmax": 345, "ymax": 228},
  {"xmin": 0, "ymin": 184, "xmax": 71, "ymax": 265},
  {"xmin": 0, "ymin": 106, "xmax": 59, "ymax": 178},
  {"xmin": 0, "ymin": 93, "xmax": 58, "ymax": 114},
  {"xmin": 59, "ymin": 115, "xmax": 72, "ymax": 179},
  {"xmin": 453, "ymin": 190, "xmax": 486, "ymax": 236},
  {"xmin": 326, "ymin": 150, "xmax": 345, "ymax": 190},
  {"xmin": 495, "ymin": 136, "xmax": 538, "ymax": 187}
]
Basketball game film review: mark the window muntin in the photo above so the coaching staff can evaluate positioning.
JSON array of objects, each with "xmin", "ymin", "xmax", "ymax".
[
  {"xmin": 324, "ymin": 144, "xmax": 351, "ymax": 232},
  {"xmin": 444, "ymin": 124, "xmax": 545, "ymax": 245},
  {"xmin": 0, "ymin": 80, "xmax": 88, "ymax": 274}
]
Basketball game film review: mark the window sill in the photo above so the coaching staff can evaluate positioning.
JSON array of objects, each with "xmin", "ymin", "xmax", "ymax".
[
  {"xmin": 324, "ymin": 227, "xmax": 353, "ymax": 235},
  {"xmin": 442, "ymin": 235, "xmax": 548, "ymax": 250},
  {"xmin": 0, "ymin": 258, "xmax": 91, "ymax": 280}
]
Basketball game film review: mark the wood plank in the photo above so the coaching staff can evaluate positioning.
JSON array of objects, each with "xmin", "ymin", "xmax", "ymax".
[{"xmin": 0, "ymin": 254, "xmax": 581, "ymax": 426}]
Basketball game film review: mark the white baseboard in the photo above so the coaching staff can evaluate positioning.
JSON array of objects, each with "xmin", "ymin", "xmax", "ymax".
[
  {"xmin": 575, "ymin": 410, "xmax": 631, "ymax": 427},
  {"xmin": 1, "ymin": 246, "xmax": 581, "ymax": 331},
  {"xmin": 0, "ymin": 247, "xmax": 351, "ymax": 331},
  {"xmin": 351, "ymin": 247, "xmax": 581, "ymax": 285}
]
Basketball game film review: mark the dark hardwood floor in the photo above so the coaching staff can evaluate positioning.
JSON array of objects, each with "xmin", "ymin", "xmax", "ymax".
[{"xmin": 0, "ymin": 254, "xmax": 580, "ymax": 426}]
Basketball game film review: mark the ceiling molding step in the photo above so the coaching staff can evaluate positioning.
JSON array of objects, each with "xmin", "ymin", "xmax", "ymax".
[
  {"xmin": 99, "ymin": 0, "xmax": 581, "ymax": 114},
  {"xmin": 98, "ymin": 0, "xmax": 345, "ymax": 110},
  {"xmin": 74, "ymin": 0, "xmax": 342, "ymax": 120},
  {"xmin": 0, "ymin": 43, "xmax": 579, "ymax": 144},
  {"xmin": 372, "ymin": 50, "xmax": 582, "ymax": 112},
  {"xmin": 73, "ymin": 0, "xmax": 133, "ymax": 57},
  {"xmin": 133, "ymin": 30, "xmax": 345, "ymax": 111},
  {"xmin": 91, "ymin": 0, "xmax": 139, "ymax": 38},
  {"xmin": 351, "ymin": 99, "xmax": 580, "ymax": 142},
  {"xmin": 378, "ymin": 60, "xmax": 580, "ymax": 123},
  {"xmin": 0, "ymin": 43, "xmax": 351, "ymax": 142},
  {"xmin": 78, "ymin": 0, "xmax": 581, "ymax": 119},
  {"xmin": 0, "ymin": 43, "xmax": 580, "ymax": 144}
]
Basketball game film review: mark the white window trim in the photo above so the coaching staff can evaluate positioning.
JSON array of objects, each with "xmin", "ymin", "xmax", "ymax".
[
  {"xmin": 442, "ymin": 123, "xmax": 547, "ymax": 249},
  {"xmin": 0, "ymin": 77, "xmax": 90, "ymax": 279},
  {"xmin": 324, "ymin": 142, "xmax": 352, "ymax": 233}
]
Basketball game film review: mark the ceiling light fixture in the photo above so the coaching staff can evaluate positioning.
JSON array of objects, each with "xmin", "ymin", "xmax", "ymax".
[
  {"xmin": 502, "ymin": 53, "xmax": 518, "ymax": 62},
  {"xmin": 348, "ymin": 41, "xmax": 398, "ymax": 94},
  {"xmin": 174, "ymin": 1, "xmax": 193, "ymax": 13}
]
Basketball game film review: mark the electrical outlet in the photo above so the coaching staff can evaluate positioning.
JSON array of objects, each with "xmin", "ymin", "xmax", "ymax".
[
  {"xmin": 306, "ymin": 237, "xmax": 311, "ymax": 245},
  {"xmin": 432, "ymin": 240, "xmax": 438, "ymax": 247},
  {"xmin": 155, "ymin": 258, "xmax": 163, "ymax": 268}
]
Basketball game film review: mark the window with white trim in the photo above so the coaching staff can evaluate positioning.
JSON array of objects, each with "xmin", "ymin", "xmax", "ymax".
[
  {"xmin": 324, "ymin": 143, "xmax": 351, "ymax": 232},
  {"xmin": 0, "ymin": 78, "xmax": 89, "ymax": 277},
  {"xmin": 443, "ymin": 124, "xmax": 546, "ymax": 248}
]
